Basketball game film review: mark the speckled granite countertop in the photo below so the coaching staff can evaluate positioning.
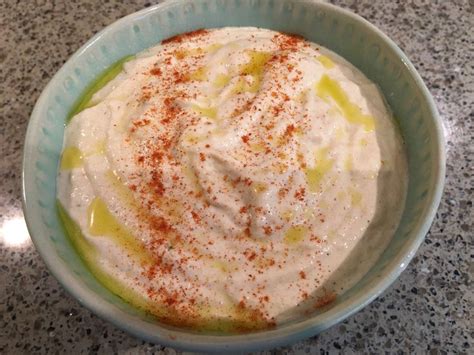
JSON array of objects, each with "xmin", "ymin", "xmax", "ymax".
[{"xmin": 0, "ymin": 0, "xmax": 472, "ymax": 353}]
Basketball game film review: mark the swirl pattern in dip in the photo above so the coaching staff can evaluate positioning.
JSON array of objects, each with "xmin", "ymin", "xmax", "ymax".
[{"xmin": 57, "ymin": 28, "xmax": 407, "ymax": 332}]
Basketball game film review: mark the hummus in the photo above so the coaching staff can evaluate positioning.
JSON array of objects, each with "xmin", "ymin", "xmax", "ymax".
[{"xmin": 57, "ymin": 28, "xmax": 407, "ymax": 332}]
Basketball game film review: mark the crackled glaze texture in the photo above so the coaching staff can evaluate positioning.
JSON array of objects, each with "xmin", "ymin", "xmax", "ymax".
[{"xmin": 1, "ymin": 0, "xmax": 472, "ymax": 353}]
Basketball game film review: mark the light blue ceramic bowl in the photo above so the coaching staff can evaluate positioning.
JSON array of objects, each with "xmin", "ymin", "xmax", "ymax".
[{"xmin": 22, "ymin": 0, "xmax": 445, "ymax": 352}]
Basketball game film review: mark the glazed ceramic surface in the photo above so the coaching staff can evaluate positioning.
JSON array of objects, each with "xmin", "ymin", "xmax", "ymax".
[{"xmin": 22, "ymin": 0, "xmax": 444, "ymax": 352}]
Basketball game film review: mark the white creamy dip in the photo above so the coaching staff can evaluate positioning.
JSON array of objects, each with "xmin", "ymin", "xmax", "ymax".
[{"xmin": 58, "ymin": 27, "xmax": 407, "ymax": 331}]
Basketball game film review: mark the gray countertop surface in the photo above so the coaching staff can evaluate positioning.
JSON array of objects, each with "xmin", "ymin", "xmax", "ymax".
[{"xmin": 0, "ymin": 0, "xmax": 472, "ymax": 353}]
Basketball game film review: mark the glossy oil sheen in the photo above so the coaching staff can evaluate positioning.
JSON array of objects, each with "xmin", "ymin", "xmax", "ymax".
[
  {"xmin": 59, "ymin": 202, "xmax": 261, "ymax": 333},
  {"xmin": 23, "ymin": 0, "xmax": 445, "ymax": 352},
  {"xmin": 60, "ymin": 146, "xmax": 83, "ymax": 170},
  {"xmin": 86, "ymin": 197, "xmax": 152, "ymax": 266},
  {"xmin": 316, "ymin": 74, "xmax": 375, "ymax": 131},
  {"xmin": 57, "ymin": 201, "xmax": 152, "ymax": 314},
  {"xmin": 67, "ymin": 55, "xmax": 134, "ymax": 121}
]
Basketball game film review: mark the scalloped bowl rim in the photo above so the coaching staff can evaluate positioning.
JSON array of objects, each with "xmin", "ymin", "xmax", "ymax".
[{"xmin": 22, "ymin": 0, "xmax": 445, "ymax": 352}]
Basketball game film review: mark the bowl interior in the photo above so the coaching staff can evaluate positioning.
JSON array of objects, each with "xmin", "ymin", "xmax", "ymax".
[{"xmin": 23, "ymin": 0, "xmax": 444, "ymax": 352}]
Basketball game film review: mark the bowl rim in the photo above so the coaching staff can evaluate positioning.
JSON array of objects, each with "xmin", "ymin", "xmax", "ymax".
[{"xmin": 22, "ymin": 0, "xmax": 446, "ymax": 352}]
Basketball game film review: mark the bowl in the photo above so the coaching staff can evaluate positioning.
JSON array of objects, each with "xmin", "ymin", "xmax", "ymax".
[{"xmin": 22, "ymin": 0, "xmax": 445, "ymax": 352}]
